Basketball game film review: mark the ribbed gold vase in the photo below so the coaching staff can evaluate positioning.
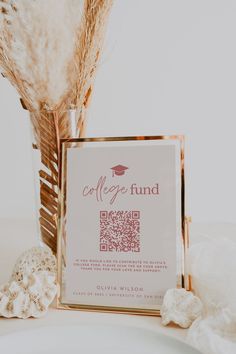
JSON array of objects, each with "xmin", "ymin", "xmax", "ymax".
[{"xmin": 29, "ymin": 108, "xmax": 86, "ymax": 253}]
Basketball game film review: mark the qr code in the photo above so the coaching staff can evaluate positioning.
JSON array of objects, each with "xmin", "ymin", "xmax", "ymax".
[{"xmin": 100, "ymin": 211, "xmax": 140, "ymax": 252}]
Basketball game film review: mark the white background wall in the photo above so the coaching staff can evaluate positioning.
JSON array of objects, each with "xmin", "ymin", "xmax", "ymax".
[{"xmin": 0, "ymin": 0, "xmax": 236, "ymax": 223}]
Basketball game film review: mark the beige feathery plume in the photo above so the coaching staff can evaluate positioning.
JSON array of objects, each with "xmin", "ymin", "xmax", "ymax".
[
  {"xmin": 0, "ymin": 0, "xmax": 113, "ymax": 253},
  {"xmin": 69, "ymin": 0, "xmax": 113, "ymax": 134},
  {"xmin": 0, "ymin": 0, "xmax": 82, "ymax": 111}
]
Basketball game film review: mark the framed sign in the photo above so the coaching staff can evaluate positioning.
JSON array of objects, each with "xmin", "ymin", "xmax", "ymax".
[{"xmin": 57, "ymin": 135, "xmax": 188, "ymax": 316}]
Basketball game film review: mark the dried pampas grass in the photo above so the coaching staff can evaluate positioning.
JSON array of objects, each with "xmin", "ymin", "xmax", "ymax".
[
  {"xmin": 0, "ymin": 0, "xmax": 83, "ymax": 111},
  {"xmin": 0, "ymin": 0, "xmax": 113, "ymax": 253},
  {"xmin": 71, "ymin": 0, "xmax": 113, "ymax": 105}
]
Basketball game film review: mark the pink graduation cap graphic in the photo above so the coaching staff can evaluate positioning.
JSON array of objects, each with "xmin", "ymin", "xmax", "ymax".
[{"xmin": 111, "ymin": 164, "xmax": 129, "ymax": 177}]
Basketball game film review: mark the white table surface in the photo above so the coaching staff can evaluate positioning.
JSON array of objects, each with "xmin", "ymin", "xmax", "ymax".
[{"xmin": 0, "ymin": 219, "xmax": 235, "ymax": 341}]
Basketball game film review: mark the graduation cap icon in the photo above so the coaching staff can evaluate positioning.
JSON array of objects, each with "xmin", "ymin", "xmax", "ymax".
[{"xmin": 111, "ymin": 164, "xmax": 129, "ymax": 177}]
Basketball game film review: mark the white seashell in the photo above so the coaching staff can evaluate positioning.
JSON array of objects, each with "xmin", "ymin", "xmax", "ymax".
[
  {"xmin": 0, "ymin": 271, "xmax": 57, "ymax": 319},
  {"xmin": 0, "ymin": 246, "xmax": 57, "ymax": 319},
  {"xmin": 11, "ymin": 246, "xmax": 57, "ymax": 282},
  {"xmin": 160, "ymin": 288, "xmax": 202, "ymax": 329}
]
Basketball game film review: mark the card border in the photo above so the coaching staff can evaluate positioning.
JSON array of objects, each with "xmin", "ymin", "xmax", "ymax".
[{"xmin": 57, "ymin": 135, "xmax": 189, "ymax": 316}]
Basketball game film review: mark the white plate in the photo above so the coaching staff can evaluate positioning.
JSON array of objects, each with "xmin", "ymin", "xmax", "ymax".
[{"xmin": 0, "ymin": 324, "xmax": 201, "ymax": 354}]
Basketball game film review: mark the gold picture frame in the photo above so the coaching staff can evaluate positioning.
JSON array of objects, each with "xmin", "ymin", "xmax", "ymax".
[{"xmin": 57, "ymin": 135, "xmax": 189, "ymax": 316}]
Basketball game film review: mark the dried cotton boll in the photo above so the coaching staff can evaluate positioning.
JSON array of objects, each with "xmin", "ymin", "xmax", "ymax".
[{"xmin": 160, "ymin": 288, "xmax": 203, "ymax": 329}]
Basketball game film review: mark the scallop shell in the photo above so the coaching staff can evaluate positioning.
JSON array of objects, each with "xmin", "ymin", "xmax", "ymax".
[
  {"xmin": 12, "ymin": 246, "xmax": 57, "ymax": 282},
  {"xmin": 0, "ymin": 246, "xmax": 57, "ymax": 319},
  {"xmin": 160, "ymin": 288, "xmax": 202, "ymax": 329},
  {"xmin": 0, "ymin": 271, "xmax": 57, "ymax": 319}
]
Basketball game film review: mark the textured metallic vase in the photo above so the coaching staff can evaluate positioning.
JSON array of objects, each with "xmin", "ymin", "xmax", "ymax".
[{"xmin": 29, "ymin": 108, "xmax": 85, "ymax": 253}]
